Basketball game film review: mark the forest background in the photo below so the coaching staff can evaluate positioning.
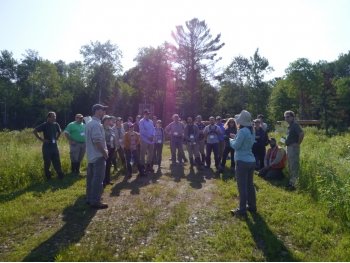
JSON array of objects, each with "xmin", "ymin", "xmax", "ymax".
[{"xmin": 0, "ymin": 17, "xmax": 349, "ymax": 133}]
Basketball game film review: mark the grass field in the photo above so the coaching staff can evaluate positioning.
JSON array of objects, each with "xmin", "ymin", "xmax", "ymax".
[{"xmin": 1, "ymin": 128, "xmax": 350, "ymax": 261}]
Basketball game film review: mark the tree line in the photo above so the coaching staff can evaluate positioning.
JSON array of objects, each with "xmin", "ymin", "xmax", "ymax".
[{"xmin": 0, "ymin": 18, "xmax": 349, "ymax": 133}]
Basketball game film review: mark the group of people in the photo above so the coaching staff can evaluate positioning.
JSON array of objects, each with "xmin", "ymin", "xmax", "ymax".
[{"xmin": 33, "ymin": 105, "xmax": 304, "ymax": 211}]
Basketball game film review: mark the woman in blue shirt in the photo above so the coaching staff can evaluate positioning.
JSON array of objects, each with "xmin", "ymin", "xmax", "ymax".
[{"xmin": 229, "ymin": 110, "xmax": 256, "ymax": 217}]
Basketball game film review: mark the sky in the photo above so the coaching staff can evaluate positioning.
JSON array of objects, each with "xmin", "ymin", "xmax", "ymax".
[{"xmin": 0, "ymin": 0, "xmax": 349, "ymax": 79}]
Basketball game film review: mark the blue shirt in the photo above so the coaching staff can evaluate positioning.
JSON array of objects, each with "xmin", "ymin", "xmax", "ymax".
[
  {"xmin": 139, "ymin": 118, "xmax": 155, "ymax": 144},
  {"xmin": 230, "ymin": 127, "xmax": 255, "ymax": 162}
]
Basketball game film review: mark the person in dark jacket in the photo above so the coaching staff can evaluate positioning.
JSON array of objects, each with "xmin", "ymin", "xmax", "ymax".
[
  {"xmin": 252, "ymin": 119, "xmax": 269, "ymax": 170},
  {"xmin": 219, "ymin": 117, "xmax": 237, "ymax": 173}
]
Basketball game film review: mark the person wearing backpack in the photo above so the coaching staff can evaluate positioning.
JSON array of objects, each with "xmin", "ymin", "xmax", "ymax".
[{"xmin": 203, "ymin": 116, "xmax": 222, "ymax": 170}]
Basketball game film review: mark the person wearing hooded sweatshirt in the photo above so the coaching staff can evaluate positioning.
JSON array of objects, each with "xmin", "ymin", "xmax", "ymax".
[{"xmin": 229, "ymin": 110, "xmax": 256, "ymax": 217}]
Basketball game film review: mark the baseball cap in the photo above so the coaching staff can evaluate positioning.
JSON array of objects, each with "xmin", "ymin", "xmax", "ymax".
[
  {"xmin": 92, "ymin": 104, "xmax": 108, "ymax": 113},
  {"xmin": 102, "ymin": 115, "xmax": 113, "ymax": 122}
]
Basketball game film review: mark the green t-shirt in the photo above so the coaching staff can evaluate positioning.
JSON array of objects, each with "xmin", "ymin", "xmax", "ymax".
[
  {"xmin": 285, "ymin": 121, "xmax": 303, "ymax": 146},
  {"xmin": 64, "ymin": 121, "xmax": 86, "ymax": 143}
]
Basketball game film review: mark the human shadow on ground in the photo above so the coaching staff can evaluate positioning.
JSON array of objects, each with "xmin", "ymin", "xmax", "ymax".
[
  {"xmin": 0, "ymin": 174, "xmax": 82, "ymax": 204},
  {"xmin": 257, "ymin": 172, "xmax": 289, "ymax": 190},
  {"xmin": 110, "ymin": 168, "xmax": 163, "ymax": 196},
  {"xmin": 221, "ymin": 169, "xmax": 236, "ymax": 182},
  {"xmin": 246, "ymin": 212, "xmax": 297, "ymax": 262},
  {"xmin": 170, "ymin": 163, "xmax": 185, "ymax": 182},
  {"xmin": 186, "ymin": 167, "xmax": 206, "ymax": 189},
  {"xmin": 200, "ymin": 167, "xmax": 217, "ymax": 180},
  {"xmin": 23, "ymin": 196, "xmax": 96, "ymax": 262}
]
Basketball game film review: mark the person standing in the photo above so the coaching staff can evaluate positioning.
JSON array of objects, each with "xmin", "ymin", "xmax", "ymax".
[
  {"xmin": 284, "ymin": 110, "xmax": 304, "ymax": 190},
  {"xmin": 64, "ymin": 113, "xmax": 86, "ymax": 175},
  {"xmin": 153, "ymin": 120, "xmax": 165, "ymax": 169},
  {"xmin": 219, "ymin": 117, "xmax": 237, "ymax": 173},
  {"xmin": 102, "ymin": 115, "xmax": 115, "ymax": 187},
  {"xmin": 124, "ymin": 123, "xmax": 143, "ymax": 177},
  {"xmin": 203, "ymin": 116, "xmax": 222, "ymax": 170},
  {"xmin": 33, "ymin": 111, "xmax": 65, "ymax": 180},
  {"xmin": 216, "ymin": 116, "xmax": 225, "ymax": 164},
  {"xmin": 184, "ymin": 116, "xmax": 202, "ymax": 168},
  {"xmin": 139, "ymin": 109, "xmax": 155, "ymax": 174},
  {"xmin": 165, "ymin": 114, "xmax": 186, "ymax": 165},
  {"xmin": 252, "ymin": 119, "xmax": 269, "ymax": 170},
  {"xmin": 195, "ymin": 115, "xmax": 206, "ymax": 165},
  {"xmin": 85, "ymin": 104, "xmax": 109, "ymax": 209},
  {"xmin": 114, "ymin": 117, "xmax": 127, "ymax": 171},
  {"xmin": 229, "ymin": 110, "xmax": 256, "ymax": 217}
]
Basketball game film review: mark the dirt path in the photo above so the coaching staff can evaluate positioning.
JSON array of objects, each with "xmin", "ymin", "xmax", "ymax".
[{"xmin": 80, "ymin": 159, "xmax": 222, "ymax": 260}]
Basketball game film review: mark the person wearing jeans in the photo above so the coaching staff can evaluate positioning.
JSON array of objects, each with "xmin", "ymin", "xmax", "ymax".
[
  {"xmin": 203, "ymin": 116, "xmax": 222, "ymax": 170},
  {"xmin": 85, "ymin": 104, "xmax": 109, "ymax": 209},
  {"xmin": 284, "ymin": 110, "xmax": 304, "ymax": 190},
  {"xmin": 165, "ymin": 114, "xmax": 186, "ymax": 165},
  {"xmin": 219, "ymin": 117, "xmax": 237, "ymax": 173},
  {"xmin": 229, "ymin": 110, "xmax": 256, "ymax": 217},
  {"xmin": 153, "ymin": 120, "xmax": 165, "ymax": 169},
  {"xmin": 139, "ymin": 109, "xmax": 155, "ymax": 173}
]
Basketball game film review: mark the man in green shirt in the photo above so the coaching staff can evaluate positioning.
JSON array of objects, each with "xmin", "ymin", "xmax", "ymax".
[
  {"xmin": 64, "ymin": 113, "xmax": 86, "ymax": 175},
  {"xmin": 284, "ymin": 110, "xmax": 304, "ymax": 190}
]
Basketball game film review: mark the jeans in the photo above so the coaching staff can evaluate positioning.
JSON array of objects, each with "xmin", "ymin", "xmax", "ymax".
[
  {"xmin": 125, "ymin": 149, "xmax": 142, "ymax": 174},
  {"xmin": 140, "ymin": 140, "xmax": 154, "ymax": 166},
  {"xmin": 42, "ymin": 143, "xmax": 64, "ymax": 179},
  {"xmin": 69, "ymin": 142, "xmax": 86, "ymax": 163},
  {"xmin": 287, "ymin": 144, "xmax": 300, "ymax": 186},
  {"xmin": 221, "ymin": 145, "xmax": 235, "ymax": 169},
  {"xmin": 236, "ymin": 160, "xmax": 256, "ymax": 212},
  {"xmin": 87, "ymin": 157, "xmax": 106, "ymax": 205},
  {"xmin": 206, "ymin": 143, "xmax": 219, "ymax": 168},
  {"xmin": 153, "ymin": 143, "xmax": 163, "ymax": 165},
  {"xmin": 170, "ymin": 137, "xmax": 185, "ymax": 163},
  {"xmin": 104, "ymin": 147, "xmax": 115, "ymax": 185}
]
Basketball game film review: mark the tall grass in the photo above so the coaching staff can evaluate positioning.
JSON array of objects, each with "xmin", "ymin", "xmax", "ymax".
[
  {"xmin": 272, "ymin": 125, "xmax": 350, "ymax": 223},
  {"xmin": 0, "ymin": 129, "xmax": 76, "ymax": 193},
  {"xmin": 299, "ymin": 127, "xmax": 350, "ymax": 224}
]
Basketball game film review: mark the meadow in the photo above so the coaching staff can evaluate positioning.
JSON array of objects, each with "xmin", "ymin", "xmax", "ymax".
[{"xmin": 1, "ymin": 127, "xmax": 350, "ymax": 261}]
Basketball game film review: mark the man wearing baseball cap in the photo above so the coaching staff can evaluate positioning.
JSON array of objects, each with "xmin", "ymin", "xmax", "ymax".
[
  {"xmin": 64, "ymin": 113, "xmax": 86, "ymax": 175},
  {"xmin": 85, "ymin": 104, "xmax": 109, "ymax": 209}
]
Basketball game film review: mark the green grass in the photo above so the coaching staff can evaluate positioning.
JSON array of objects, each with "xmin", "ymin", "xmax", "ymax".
[{"xmin": 1, "ymin": 129, "xmax": 350, "ymax": 261}]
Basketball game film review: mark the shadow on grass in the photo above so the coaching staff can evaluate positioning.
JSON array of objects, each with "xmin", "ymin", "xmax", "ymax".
[
  {"xmin": 261, "ymin": 175, "xmax": 289, "ymax": 189},
  {"xmin": 170, "ymin": 163, "xmax": 185, "ymax": 182},
  {"xmin": 110, "ymin": 169, "xmax": 163, "ymax": 196},
  {"xmin": 221, "ymin": 169, "xmax": 236, "ymax": 182},
  {"xmin": 246, "ymin": 212, "xmax": 297, "ymax": 262},
  {"xmin": 23, "ymin": 195, "xmax": 96, "ymax": 262},
  {"xmin": 186, "ymin": 167, "xmax": 206, "ymax": 189},
  {"xmin": 0, "ymin": 174, "xmax": 82, "ymax": 204}
]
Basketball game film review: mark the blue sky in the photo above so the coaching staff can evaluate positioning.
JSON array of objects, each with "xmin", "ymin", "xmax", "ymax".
[{"xmin": 0, "ymin": 0, "xmax": 349, "ymax": 79}]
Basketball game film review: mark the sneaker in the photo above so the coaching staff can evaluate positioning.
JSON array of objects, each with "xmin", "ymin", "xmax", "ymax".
[
  {"xmin": 230, "ymin": 208, "xmax": 247, "ymax": 217},
  {"xmin": 90, "ymin": 202, "xmax": 108, "ymax": 209}
]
